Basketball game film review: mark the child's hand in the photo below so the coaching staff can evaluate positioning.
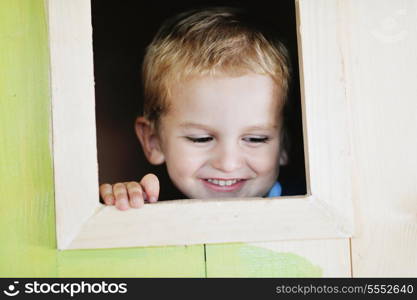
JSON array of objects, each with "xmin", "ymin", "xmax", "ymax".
[{"xmin": 99, "ymin": 174, "xmax": 160, "ymax": 210}]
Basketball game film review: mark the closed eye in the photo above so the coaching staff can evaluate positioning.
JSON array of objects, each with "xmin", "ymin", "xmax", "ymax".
[
  {"xmin": 243, "ymin": 136, "xmax": 269, "ymax": 143},
  {"xmin": 186, "ymin": 136, "xmax": 213, "ymax": 143}
]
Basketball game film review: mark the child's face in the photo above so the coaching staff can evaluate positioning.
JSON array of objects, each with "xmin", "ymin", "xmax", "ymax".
[{"xmin": 149, "ymin": 73, "xmax": 285, "ymax": 199}]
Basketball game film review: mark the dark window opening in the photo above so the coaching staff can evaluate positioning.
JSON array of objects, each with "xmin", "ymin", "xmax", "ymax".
[{"xmin": 92, "ymin": 0, "xmax": 306, "ymax": 200}]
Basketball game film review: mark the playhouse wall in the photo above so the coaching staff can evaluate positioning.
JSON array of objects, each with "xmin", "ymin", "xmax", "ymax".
[{"xmin": 1, "ymin": 0, "xmax": 416, "ymax": 277}]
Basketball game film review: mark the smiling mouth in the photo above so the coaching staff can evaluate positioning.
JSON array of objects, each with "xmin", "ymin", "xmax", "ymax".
[
  {"xmin": 201, "ymin": 178, "xmax": 247, "ymax": 192},
  {"xmin": 204, "ymin": 178, "xmax": 244, "ymax": 186},
  {"xmin": 204, "ymin": 178, "xmax": 243, "ymax": 186}
]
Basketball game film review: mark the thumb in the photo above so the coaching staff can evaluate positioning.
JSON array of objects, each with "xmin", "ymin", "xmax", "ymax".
[{"xmin": 140, "ymin": 173, "xmax": 160, "ymax": 203}]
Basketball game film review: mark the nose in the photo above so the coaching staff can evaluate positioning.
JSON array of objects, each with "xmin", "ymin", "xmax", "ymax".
[{"xmin": 210, "ymin": 142, "xmax": 244, "ymax": 173}]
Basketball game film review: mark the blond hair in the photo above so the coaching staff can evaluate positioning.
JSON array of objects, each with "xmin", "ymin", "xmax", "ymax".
[{"xmin": 142, "ymin": 7, "xmax": 292, "ymax": 124}]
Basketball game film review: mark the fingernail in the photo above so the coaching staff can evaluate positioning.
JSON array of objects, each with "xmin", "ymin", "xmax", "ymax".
[
  {"xmin": 105, "ymin": 196, "xmax": 114, "ymax": 205},
  {"xmin": 117, "ymin": 202, "xmax": 129, "ymax": 211},
  {"xmin": 131, "ymin": 199, "xmax": 141, "ymax": 208},
  {"xmin": 149, "ymin": 196, "xmax": 157, "ymax": 203}
]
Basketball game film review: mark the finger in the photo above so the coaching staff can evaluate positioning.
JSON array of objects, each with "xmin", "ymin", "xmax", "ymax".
[
  {"xmin": 99, "ymin": 184, "xmax": 115, "ymax": 205},
  {"xmin": 113, "ymin": 183, "xmax": 130, "ymax": 210},
  {"xmin": 140, "ymin": 173, "xmax": 160, "ymax": 203},
  {"xmin": 126, "ymin": 181, "xmax": 145, "ymax": 208}
]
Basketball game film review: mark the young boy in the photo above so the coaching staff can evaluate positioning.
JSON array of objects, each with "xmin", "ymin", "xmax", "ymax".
[{"xmin": 99, "ymin": 7, "xmax": 292, "ymax": 210}]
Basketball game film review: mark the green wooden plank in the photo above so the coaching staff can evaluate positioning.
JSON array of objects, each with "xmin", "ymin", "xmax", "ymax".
[
  {"xmin": 57, "ymin": 246, "xmax": 205, "ymax": 277},
  {"xmin": 0, "ymin": 0, "xmax": 57, "ymax": 277},
  {"xmin": 0, "ymin": 0, "xmax": 205, "ymax": 278},
  {"xmin": 205, "ymin": 243, "xmax": 322, "ymax": 277}
]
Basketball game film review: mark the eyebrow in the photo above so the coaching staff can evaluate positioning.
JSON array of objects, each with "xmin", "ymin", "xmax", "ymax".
[{"xmin": 179, "ymin": 122, "xmax": 278, "ymax": 131}]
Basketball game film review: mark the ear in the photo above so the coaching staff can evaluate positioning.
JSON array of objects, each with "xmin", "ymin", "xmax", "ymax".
[{"xmin": 135, "ymin": 116, "xmax": 165, "ymax": 165}]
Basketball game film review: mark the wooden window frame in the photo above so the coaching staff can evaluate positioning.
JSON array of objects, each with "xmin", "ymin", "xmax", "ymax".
[{"xmin": 48, "ymin": 0, "xmax": 354, "ymax": 250}]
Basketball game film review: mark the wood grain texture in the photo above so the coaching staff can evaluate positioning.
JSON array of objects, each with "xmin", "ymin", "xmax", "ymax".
[
  {"xmin": 206, "ymin": 239, "xmax": 351, "ymax": 277},
  {"xmin": 343, "ymin": 0, "xmax": 417, "ymax": 277},
  {"xmin": 0, "ymin": 0, "xmax": 57, "ymax": 277},
  {"xmin": 296, "ymin": 0, "xmax": 355, "ymax": 233},
  {"xmin": 67, "ymin": 196, "xmax": 349, "ymax": 249},
  {"xmin": 47, "ymin": 0, "xmax": 101, "ymax": 250},
  {"xmin": 0, "ymin": 0, "xmax": 205, "ymax": 278},
  {"xmin": 57, "ymin": 245, "xmax": 205, "ymax": 277}
]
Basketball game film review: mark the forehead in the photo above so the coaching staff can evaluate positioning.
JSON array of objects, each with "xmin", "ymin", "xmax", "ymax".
[{"xmin": 164, "ymin": 73, "xmax": 284, "ymax": 127}]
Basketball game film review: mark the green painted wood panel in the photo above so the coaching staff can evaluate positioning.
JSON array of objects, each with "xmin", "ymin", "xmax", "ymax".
[
  {"xmin": 205, "ymin": 244, "xmax": 322, "ymax": 277},
  {"xmin": 0, "ymin": 0, "xmax": 57, "ymax": 277},
  {"xmin": 57, "ymin": 246, "xmax": 204, "ymax": 277},
  {"xmin": 0, "ymin": 0, "xmax": 205, "ymax": 277}
]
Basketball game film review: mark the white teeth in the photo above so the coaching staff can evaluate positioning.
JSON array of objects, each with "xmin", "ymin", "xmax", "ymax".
[{"xmin": 206, "ymin": 179, "xmax": 239, "ymax": 186}]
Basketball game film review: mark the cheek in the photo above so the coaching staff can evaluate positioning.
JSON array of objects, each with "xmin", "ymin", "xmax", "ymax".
[
  {"xmin": 164, "ymin": 142, "xmax": 207, "ymax": 178},
  {"xmin": 247, "ymin": 144, "xmax": 281, "ymax": 174},
  {"xmin": 249, "ymin": 156, "xmax": 278, "ymax": 174}
]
